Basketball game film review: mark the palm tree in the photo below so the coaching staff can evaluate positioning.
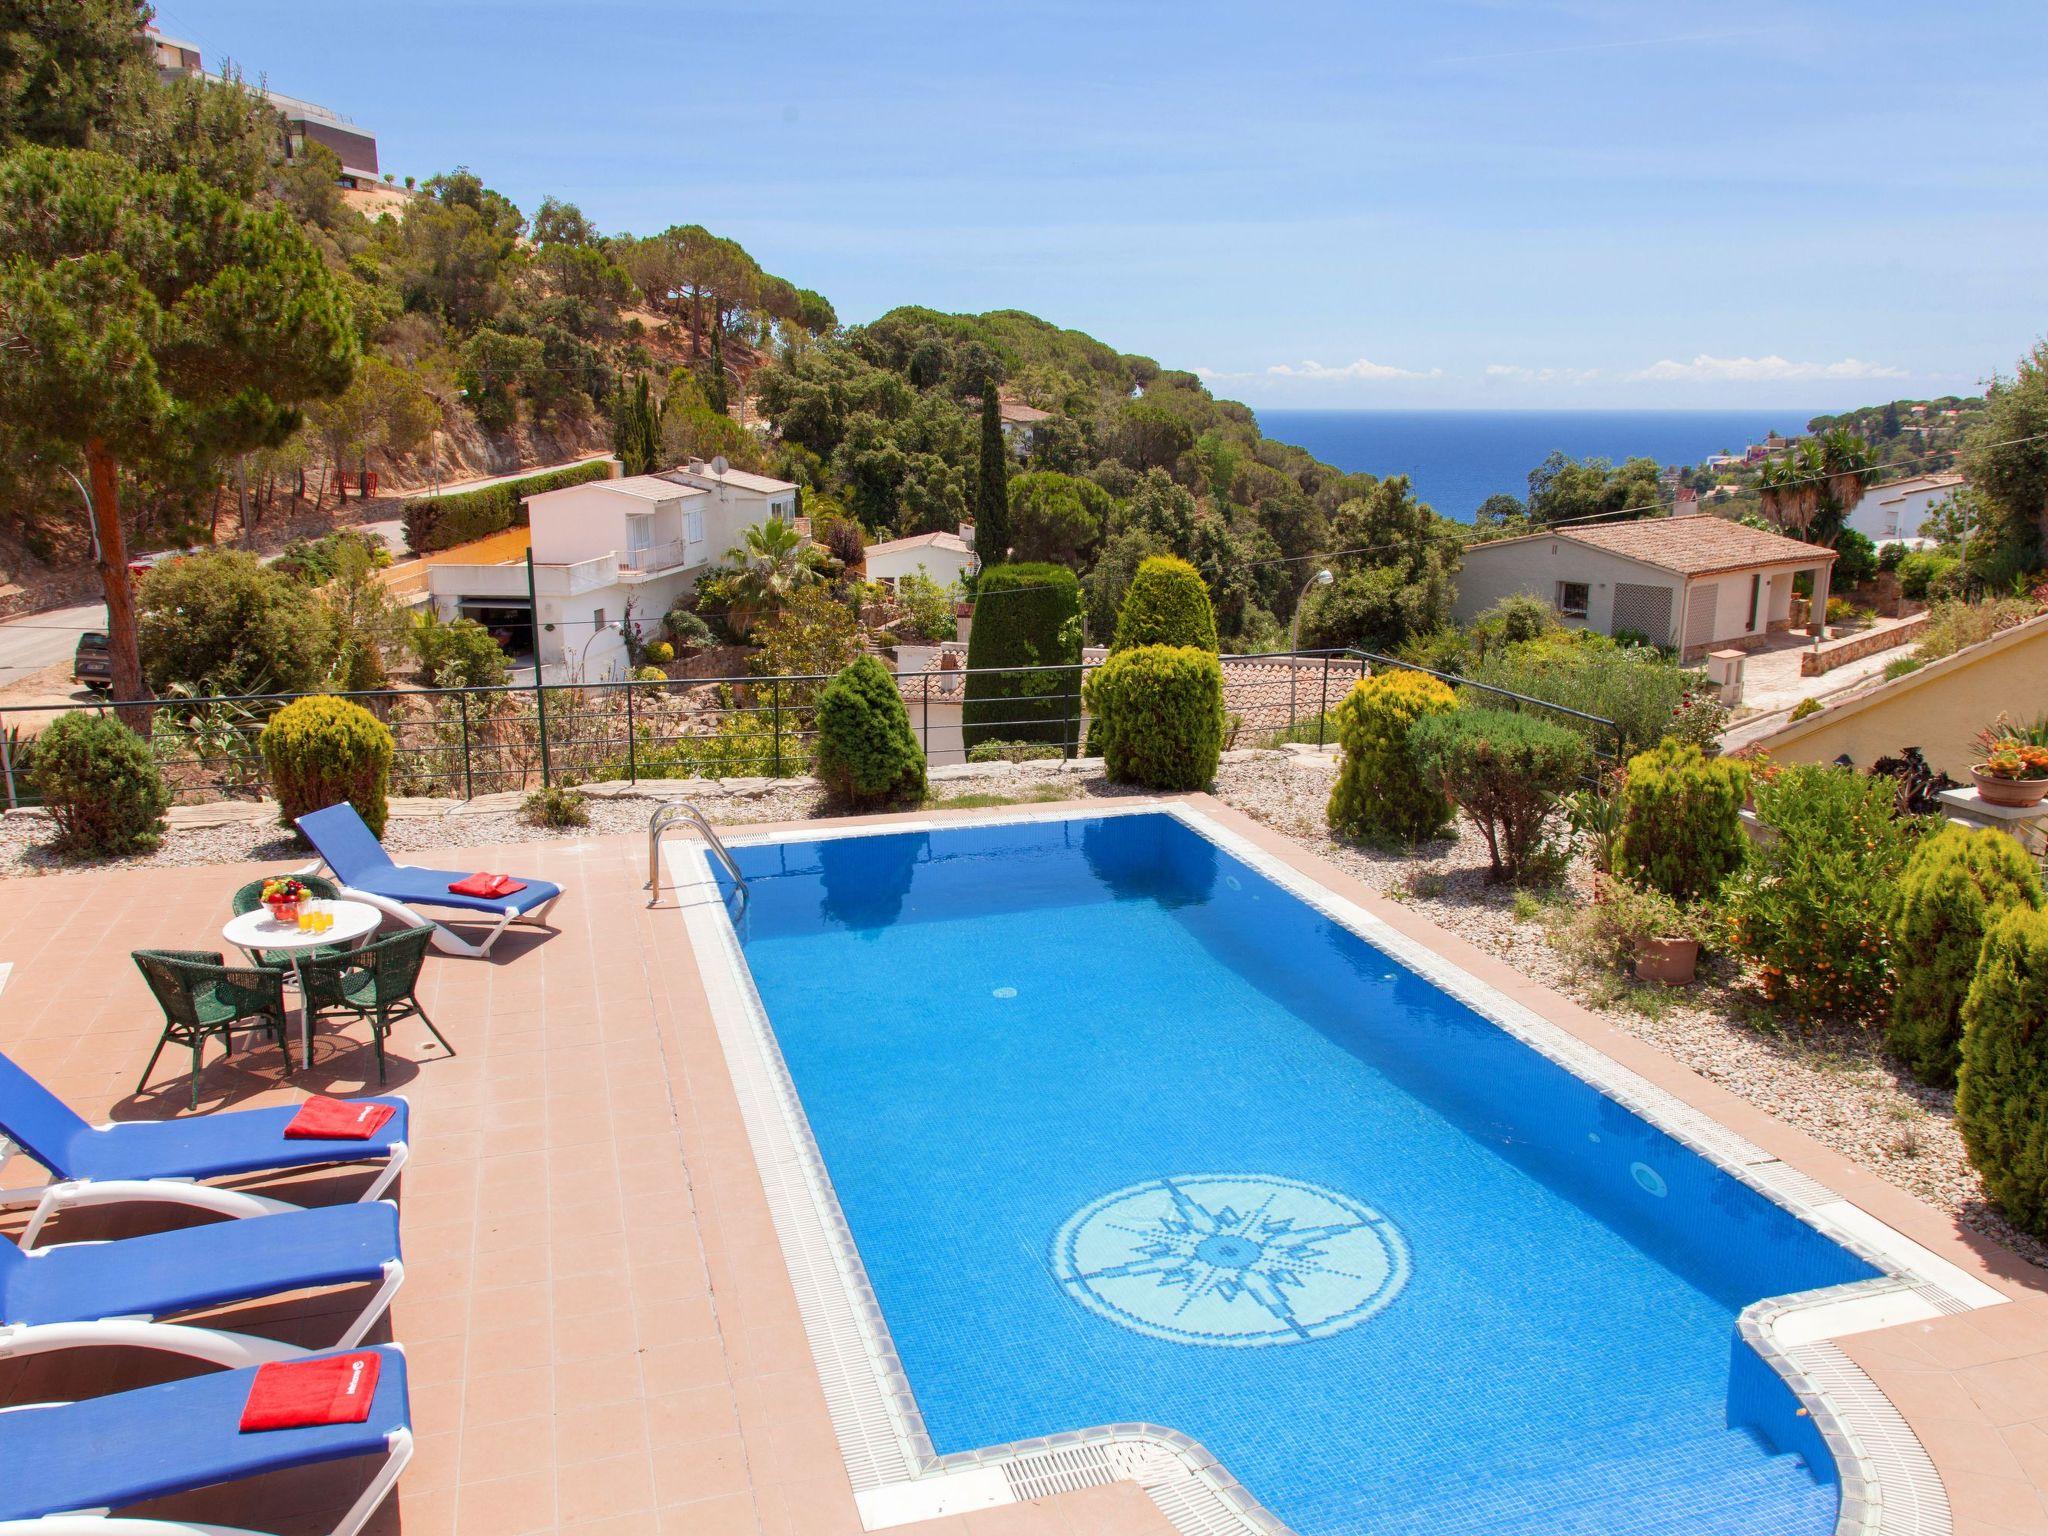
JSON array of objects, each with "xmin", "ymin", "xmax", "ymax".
[
  {"xmin": 721, "ymin": 519, "xmax": 822, "ymax": 637},
  {"xmin": 1758, "ymin": 430, "xmax": 1873, "ymax": 544}
]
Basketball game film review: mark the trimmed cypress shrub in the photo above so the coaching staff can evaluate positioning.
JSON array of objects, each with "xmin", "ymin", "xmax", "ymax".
[
  {"xmin": 1957, "ymin": 907, "xmax": 2048, "ymax": 1236},
  {"xmin": 1083, "ymin": 644, "xmax": 1225, "ymax": 791},
  {"xmin": 1110, "ymin": 555, "xmax": 1218, "ymax": 653},
  {"xmin": 1613, "ymin": 738, "xmax": 1750, "ymax": 901},
  {"xmin": 1889, "ymin": 826, "xmax": 2044, "ymax": 1086},
  {"xmin": 962, "ymin": 563, "xmax": 1083, "ymax": 750},
  {"xmin": 1410, "ymin": 706, "xmax": 1588, "ymax": 882},
  {"xmin": 28, "ymin": 712, "xmax": 172, "ymax": 857},
  {"xmin": 401, "ymin": 458, "xmax": 614, "ymax": 554},
  {"xmin": 1326, "ymin": 671, "xmax": 1459, "ymax": 844},
  {"xmin": 260, "ymin": 695, "xmax": 395, "ymax": 837},
  {"xmin": 814, "ymin": 656, "xmax": 926, "ymax": 807}
]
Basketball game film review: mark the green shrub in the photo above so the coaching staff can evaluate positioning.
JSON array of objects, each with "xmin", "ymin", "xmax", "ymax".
[
  {"xmin": 1888, "ymin": 826, "xmax": 2044, "ymax": 1086},
  {"xmin": 966, "ymin": 740, "xmax": 1063, "ymax": 763},
  {"xmin": 634, "ymin": 665, "xmax": 666, "ymax": 682},
  {"xmin": 1470, "ymin": 595, "xmax": 1559, "ymax": 655},
  {"xmin": 1325, "ymin": 671, "xmax": 1459, "ymax": 843},
  {"xmin": 814, "ymin": 655, "xmax": 926, "ymax": 807},
  {"xmin": 664, "ymin": 606, "xmax": 715, "ymax": 648},
  {"xmin": 409, "ymin": 612, "xmax": 510, "ymax": 688},
  {"xmin": 1897, "ymin": 550, "xmax": 1959, "ymax": 600},
  {"xmin": 401, "ymin": 458, "xmax": 613, "ymax": 554},
  {"xmin": 1613, "ymin": 739, "xmax": 1749, "ymax": 901},
  {"xmin": 521, "ymin": 785, "xmax": 589, "ymax": 828},
  {"xmin": 259, "ymin": 695, "xmax": 395, "ymax": 837},
  {"xmin": 1110, "ymin": 556, "xmax": 1218, "ymax": 653},
  {"xmin": 962, "ymin": 563, "xmax": 1084, "ymax": 750},
  {"xmin": 1082, "ymin": 644, "xmax": 1226, "ymax": 791},
  {"xmin": 1789, "ymin": 697, "xmax": 1823, "ymax": 722},
  {"xmin": 1722, "ymin": 764, "xmax": 1926, "ymax": 1025},
  {"xmin": 1884, "ymin": 656, "xmax": 1924, "ymax": 681},
  {"xmin": 1410, "ymin": 706, "xmax": 1588, "ymax": 882},
  {"xmin": 644, "ymin": 640, "xmax": 675, "ymax": 665},
  {"xmin": 28, "ymin": 712, "xmax": 171, "ymax": 857},
  {"xmin": 137, "ymin": 549, "xmax": 330, "ymax": 697},
  {"xmin": 1834, "ymin": 527, "xmax": 1879, "ymax": 588},
  {"xmin": 1465, "ymin": 634, "xmax": 1689, "ymax": 758},
  {"xmin": 895, "ymin": 571, "xmax": 960, "ymax": 642},
  {"xmin": 1957, "ymin": 907, "xmax": 2048, "ymax": 1236},
  {"xmin": 1917, "ymin": 596, "xmax": 2039, "ymax": 663}
]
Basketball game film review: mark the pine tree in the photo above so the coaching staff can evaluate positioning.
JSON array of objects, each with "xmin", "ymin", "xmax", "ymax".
[
  {"xmin": 976, "ymin": 386, "xmax": 1011, "ymax": 563},
  {"xmin": 705, "ymin": 323, "xmax": 729, "ymax": 415}
]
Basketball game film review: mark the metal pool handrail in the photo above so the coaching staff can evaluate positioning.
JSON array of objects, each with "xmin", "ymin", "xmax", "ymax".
[{"xmin": 647, "ymin": 801, "xmax": 748, "ymax": 908}]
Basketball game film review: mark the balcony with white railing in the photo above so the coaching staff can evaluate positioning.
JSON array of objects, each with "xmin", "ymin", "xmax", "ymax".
[{"xmin": 618, "ymin": 540, "xmax": 693, "ymax": 578}]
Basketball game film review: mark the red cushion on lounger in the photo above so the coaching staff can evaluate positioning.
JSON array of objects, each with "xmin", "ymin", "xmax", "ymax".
[
  {"xmin": 240, "ymin": 1351, "xmax": 382, "ymax": 1432},
  {"xmin": 448, "ymin": 872, "xmax": 525, "ymax": 897},
  {"xmin": 285, "ymin": 1097, "xmax": 397, "ymax": 1141}
]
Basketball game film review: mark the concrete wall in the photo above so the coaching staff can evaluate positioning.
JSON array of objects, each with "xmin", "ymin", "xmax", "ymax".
[
  {"xmin": 1453, "ymin": 540, "xmax": 1684, "ymax": 642},
  {"xmin": 1754, "ymin": 612, "xmax": 2048, "ymax": 777}
]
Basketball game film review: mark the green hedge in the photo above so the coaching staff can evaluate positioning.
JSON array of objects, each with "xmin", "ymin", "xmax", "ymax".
[
  {"xmin": 401, "ymin": 458, "xmax": 615, "ymax": 554},
  {"xmin": 1958, "ymin": 907, "xmax": 2048, "ymax": 1236},
  {"xmin": 1110, "ymin": 555, "xmax": 1217, "ymax": 653},
  {"xmin": 1613, "ymin": 739, "xmax": 1749, "ymax": 901},
  {"xmin": 260, "ymin": 695, "xmax": 395, "ymax": 837},
  {"xmin": 1410, "ymin": 706, "xmax": 1587, "ymax": 882},
  {"xmin": 1326, "ymin": 671, "xmax": 1459, "ymax": 843},
  {"xmin": 814, "ymin": 656, "xmax": 926, "ymax": 808},
  {"xmin": 962, "ymin": 563, "xmax": 1083, "ymax": 750},
  {"xmin": 1889, "ymin": 826, "xmax": 2044, "ymax": 1086},
  {"xmin": 29, "ymin": 712, "xmax": 171, "ymax": 857},
  {"xmin": 1083, "ymin": 645, "xmax": 1225, "ymax": 791}
]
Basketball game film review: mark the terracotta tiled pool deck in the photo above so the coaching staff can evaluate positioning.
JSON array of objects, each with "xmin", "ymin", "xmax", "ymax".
[{"xmin": 5, "ymin": 794, "xmax": 2048, "ymax": 1536}]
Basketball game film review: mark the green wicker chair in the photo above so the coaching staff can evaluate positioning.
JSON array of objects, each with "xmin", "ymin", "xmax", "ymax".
[
  {"xmin": 229, "ymin": 874, "xmax": 344, "ymax": 971},
  {"xmin": 301, "ymin": 926, "xmax": 450, "ymax": 1084},
  {"xmin": 131, "ymin": 949, "xmax": 294, "ymax": 1108}
]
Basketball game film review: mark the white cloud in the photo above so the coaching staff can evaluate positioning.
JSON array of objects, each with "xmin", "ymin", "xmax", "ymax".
[
  {"xmin": 1628, "ymin": 354, "xmax": 1909, "ymax": 383},
  {"xmin": 1262, "ymin": 358, "xmax": 1441, "ymax": 381},
  {"xmin": 1485, "ymin": 363, "xmax": 1602, "ymax": 384}
]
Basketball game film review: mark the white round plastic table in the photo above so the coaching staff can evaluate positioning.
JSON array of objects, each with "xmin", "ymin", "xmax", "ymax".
[{"xmin": 221, "ymin": 900, "xmax": 383, "ymax": 1065}]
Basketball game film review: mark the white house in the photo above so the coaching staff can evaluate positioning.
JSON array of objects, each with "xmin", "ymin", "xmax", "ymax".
[
  {"xmin": 863, "ymin": 527, "xmax": 977, "ymax": 593},
  {"xmin": 425, "ymin": 461, "xmax": 799, "ymax": 679},
  {"xmin": 1452, "ymin": 515, "xmax": 1839, "ymax": 658},
  {"xmin": 1844, "ymin": 471, "xmax": 1965, "ymax": 546},
  {"xmin": 998, "ymin": 399, "xmax": 1053, "ymax": 458}
]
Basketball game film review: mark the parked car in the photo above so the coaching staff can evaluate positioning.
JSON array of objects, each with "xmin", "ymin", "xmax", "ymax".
[
  {"xmin": 127, "ymin": 547, "xmax": 198, "ymax": 577},
  {"xmin": 72, "ymin": 630, "xmax": 113, "ymax": 692}
]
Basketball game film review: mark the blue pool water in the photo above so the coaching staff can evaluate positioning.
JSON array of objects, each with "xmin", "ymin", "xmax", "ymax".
[{"xmin": 719, "ymin": 814, "xmax": 1878, "ymax": 1536}]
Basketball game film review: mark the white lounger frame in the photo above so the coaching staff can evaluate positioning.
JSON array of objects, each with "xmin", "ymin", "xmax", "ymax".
[
  {"xmin": 300, "ymin": 861, "xmax": 561, "ymax": 958},
  {"xmin": 0, "ymin": 1324, "xmax": 412, "ymax": 1536},
  {"xmin": 0, "ymin": 1133, "xmax": 410, "ymax": 1218}
]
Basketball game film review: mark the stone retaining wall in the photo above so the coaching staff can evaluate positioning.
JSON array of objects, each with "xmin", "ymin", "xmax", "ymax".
[{"xmin": 1799, "ymin": 615, "xmax": 1928, "ymax": 676}]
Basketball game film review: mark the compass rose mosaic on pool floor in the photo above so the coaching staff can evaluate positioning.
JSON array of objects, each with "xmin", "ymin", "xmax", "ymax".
[{"xmin": 1051, "ymin": 1173, "xmax": 1410, "ymax": 1348}]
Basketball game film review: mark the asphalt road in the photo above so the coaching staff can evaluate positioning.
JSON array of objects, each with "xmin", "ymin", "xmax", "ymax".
[{"xmin": 0, "ymin": 600, "xmax": 106, "ymax": 684}]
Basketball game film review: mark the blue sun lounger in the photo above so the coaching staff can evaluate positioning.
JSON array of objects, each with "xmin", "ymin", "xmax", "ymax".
[
  {"xmin": 296, "ymin": 802, "xmax": 564, "ymax": 958},
  {"xmin": 0, "ymin": 1050, "xmax": 408, "ymax": 1239},
  {"xmin": 4, "ymin": 1197, "xmax": 403, "ymax": 1351},
  {"xmin": 0, "ymin": 1331, "xmax": 411, "ymax": 1536}
]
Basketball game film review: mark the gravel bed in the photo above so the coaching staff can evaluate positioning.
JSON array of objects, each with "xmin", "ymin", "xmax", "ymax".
[{"xmin": 5, "ymin": 748, "xmax": 2036, "ymax": 1269}]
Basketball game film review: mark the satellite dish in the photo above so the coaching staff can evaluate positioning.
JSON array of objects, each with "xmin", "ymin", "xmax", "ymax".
[{"xmin": 710, "ymin": 455, "xmax": 729, "ymax": 478}]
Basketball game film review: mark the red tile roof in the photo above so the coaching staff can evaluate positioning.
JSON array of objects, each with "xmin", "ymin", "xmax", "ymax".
[{"xmin": 1474, "ymin": 515, "xmax": 1835, "ymax": 578}]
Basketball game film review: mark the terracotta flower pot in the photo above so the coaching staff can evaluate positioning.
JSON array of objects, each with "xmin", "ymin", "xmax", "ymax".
[
  {"xmin": 1972, "ymin": 767, "xmax": 2048, "ymax": 809},
  {"xmin": 1632, "ymin": 937, "xmax": 1699, "ymax": 986}
]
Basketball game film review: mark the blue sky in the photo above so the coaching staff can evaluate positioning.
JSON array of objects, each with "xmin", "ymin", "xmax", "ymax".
[{"xmin": 163, "ymin": 0, "xmax": 2047, "ymax": 409}]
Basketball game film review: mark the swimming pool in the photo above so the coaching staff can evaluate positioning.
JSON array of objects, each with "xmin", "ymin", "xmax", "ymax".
[{"xmin": 691, "ymin": 808, "xmax": 1929, "ymax": 1536}]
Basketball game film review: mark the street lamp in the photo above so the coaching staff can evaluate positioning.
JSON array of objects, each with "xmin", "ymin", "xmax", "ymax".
[
  {"xmin": 574, "ymin": 620, "xmax": 618, "ymax": 681},
  {"xmin": 1289, "ymin": 568, "xmax": 1334, "ymax": 731}
]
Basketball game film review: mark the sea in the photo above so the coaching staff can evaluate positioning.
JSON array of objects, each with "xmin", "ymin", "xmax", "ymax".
[{"xmin": 1254, "ymin": 408, "xmax": 1822, "ymax": 521}]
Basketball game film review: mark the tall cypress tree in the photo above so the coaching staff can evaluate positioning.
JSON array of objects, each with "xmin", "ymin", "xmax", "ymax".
[
  {"xmin": 705, "ymin": 322, "xmax": 730, "ymax": 415},
  {"xmin": 976, "ymin": 386, "xmax": 1010, "ymax": 564}
]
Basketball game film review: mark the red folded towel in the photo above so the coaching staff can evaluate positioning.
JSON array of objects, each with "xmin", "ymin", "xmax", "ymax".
[
  {"xmin": 285, "ymin": 1096, "xmax": 396, "ymax": 1141},
  {"xmin": 240, "ymin": 1351, "xmax": 382, "ymax": 1432},
  {"xmin": 448, "ymin": 872, "xmax": 526, "ymax": 897}
]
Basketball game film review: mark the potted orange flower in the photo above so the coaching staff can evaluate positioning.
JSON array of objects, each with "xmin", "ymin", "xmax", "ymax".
[
  {"xmin": 1971, "ymin": 719, "xmax": 2048, "ymax": 808},
  {"xmin": 260, "ymin": 876, "xmax": 312, "ymax": 924}
]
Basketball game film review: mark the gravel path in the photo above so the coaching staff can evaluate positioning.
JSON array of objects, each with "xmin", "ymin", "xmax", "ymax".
[{"xmin": 5, "ymin": 748, "xmax": 2035, "ymax": 1268}]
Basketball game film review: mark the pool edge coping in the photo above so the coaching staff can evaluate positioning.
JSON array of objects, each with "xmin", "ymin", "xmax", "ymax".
[{"xmin": 669, "ymin": 797, "xmax": 1979, "ymax": 1536}]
